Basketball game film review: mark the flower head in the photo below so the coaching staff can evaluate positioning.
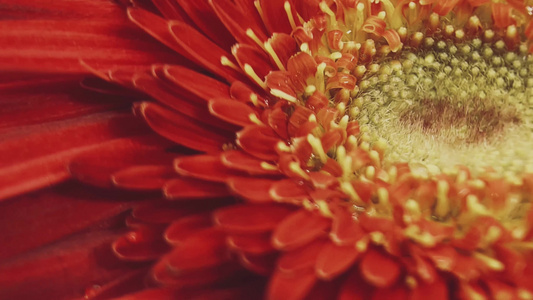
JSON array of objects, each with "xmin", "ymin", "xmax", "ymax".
[{"xmin": 3, "ymin": 0, "xmax": 533, "ymax": 299}]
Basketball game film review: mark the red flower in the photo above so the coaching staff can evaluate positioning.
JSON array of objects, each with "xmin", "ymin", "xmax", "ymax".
[{"xmin": 2, "ymin": 0, "xmax": 533, "ymax": 299}]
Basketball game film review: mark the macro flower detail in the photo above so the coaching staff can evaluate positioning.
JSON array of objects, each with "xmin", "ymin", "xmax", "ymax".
[{"xmin": 3, "ymin": 0, "xmax": 533, "ymax": 299}]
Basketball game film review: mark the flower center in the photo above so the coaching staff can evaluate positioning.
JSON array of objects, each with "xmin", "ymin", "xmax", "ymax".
[{"xmin": 352, "ymin": 38, "xmax": 533, "ymax": 176}]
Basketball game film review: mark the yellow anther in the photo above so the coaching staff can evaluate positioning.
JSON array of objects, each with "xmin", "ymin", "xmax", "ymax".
[
  {"xmin": 270, "ymin": 88, "xmax": 297, "ymax": 102},
  {"xmin": 434, "ymin": 180, "xmax": 450, "ymax": 219},
  {"xmin": 307, "ymin": 134, "xmax": 328, "ymax": 163},
  {"xmin": 473, "ymin": 252, "xmax": 504, "ymax": 271},
  {"xmin": 249, "ymin": 114, "xmax": 263, "ymax": 125},
  {"xmin": 289, "ymin": 161, "xmax": 310, "ymax": 180},
  {"xmin": 283, "ymin": 1, "xmax": 297, "ymax": 30},
  {"xmin": 244, "ymin": 64, "xmax": 267, "ymax": 89},
  {"xmin": 264, "ymin": 40, "xmax": 286, "ymax": 71},
  {"xmin": 220, "ymin": 56, "xmax": 240, "ymax": 70},
  {"xmin": 260, "ymin": 162, "xmax": 278, "ymax": 171},
  {"xmin": 245, "ymin": 28, "xmax": 265, "ymax": 50},
  {"xmin": 277, "ymin": 141, "xmax": 291, "ymax": 152},
  {"xmin": 340, "ymin": 181, "xmax": 364, "ymax": 206}
]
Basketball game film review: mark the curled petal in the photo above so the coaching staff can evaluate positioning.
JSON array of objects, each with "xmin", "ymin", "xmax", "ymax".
[
  {"xmin": 432, "ymin": 0, "xmax": 461, "ymax": 16},
  {"xmin": 362, "ymin": 16, "xmax": 386, "ymax": 36},
  {"xmin": 383, "ymin": 29, "xmax": 402, "ymax": 52},
  {"xmin": 492, "ymin": 3, "xmax": 515, "ymax": 29},
  {"xmin": 326, "ymin": 73, "xmax": 356, "ymax": 90},
  {"xmin": 270, "ymin": 178, "xmax": 310, "ymax": 204}
]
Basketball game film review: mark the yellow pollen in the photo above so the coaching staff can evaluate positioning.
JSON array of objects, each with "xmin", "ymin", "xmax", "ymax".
[
  {"xmin": 300, "ymin": 42, "xmax": 310, "ymax": 54},
  {"xmin": 264, "ymin": 40, "xmax": 286, "ymax": 71},
  {"xmin": 283, "ymin": 1, "xmax": 297, "ymax": 30},
  {"xmin": 245, "ymin": 28, "xmax": 266, "ymax": 50},
  {"xmin": 404, "ymin": 199, "xmax": 421, "ymax": 222},
  {"xmin": 369, "ymin": 231, "xmax": 385, "ymax": 244},
  {"xmin": 340, "ymin": 181, "xmax": 364, "ymax": 205},
  {"xmin": 473, "ymin": 252, "xmax": 505, "ymax": 271},
  {"xmin": 404, "ymin": 224, "xmax": 437, "ymax": 247},
  {"xmin": 243, "ymin": 64, "xmax": 267, "ymax": 89},
  {"xmin": 317, "ymin": 200, "xmax": 333, "ymax": 217},
  {"xmin": 249, "ymin": 114, "xmax": 263, "ymax": 125},
  {"xmin": 376, "ymin": 187, "xmax": 389, "ymax": 206},
  {"xmin": 307, "ymin": 134, "xmax": 328, "ymax": 163},
  {"xmin": 434, "ymin": 180, "xmax": 450, "ymax": 219},
  {"xmin": 355, "ymin": 3, "xmax": 365, "ymax": 33},
  {"xmin": 337, "ymin": 102, "xmax": 346, "ymax": 115},
  {"xmin": 466, "ymin": 195, "xmax": 490, "ymax": 216},
  {"xmin": 220, "ymin": 56, "xmax": 240, "ymax": 71},
  {"xmin": 519, "ymin": 289, "xmax": 533, "ymax": 300},
  {"xmin": 405, "ymin": 276, "xmax": 417, "ymax": 289},
  {"xmin": 289, "ymin": 161, "xmax": 310, "ymax": 180},
  {"xmin": 249, "ymin": 93, "xmax": 259, "ymax": 106},
  {"xmin": 369, "ymin": 150, "xmax": 381, "ymax": 168},
  {"xmin": 315, "ymin": 62, "xmax": 327, "ymax": 92},
  {"xmin": 463, "ymin": 284, "xmax": 486, "ymax": 300},
  {"xmin": 270, "ymin": 88, "xmax": 297, "ymax": 103},
  {"xmin": 319, "ymin": 1, "xmax": 337, "ymax": 28},
  {"xmin": 277, "ymin": 141, "xmax": 291, "ymax": 152},
  {"xmin": 330, "ymin": 51, "xmax": 343, "ymax": 60},
  {"xmin": 308, "ymin": 114, "xmax": 317, "ymax": 123},
  {"xmin": 356, "ymin": 236, "xmax": 369, "ymax": 252},
  {"xmin": 483, "ymin": 226, "xmax": 502, "ymax": 246},
  {"xmin": 260, "ymin": 161, "xmax": 278, "ymax": 171},
  {"xmin": 304, "ymin": 85, "xmax": 316, "ymax": 96},
  {"xmin": 365, "ymin": 166, "xmax": 376, "ymax": 180}
]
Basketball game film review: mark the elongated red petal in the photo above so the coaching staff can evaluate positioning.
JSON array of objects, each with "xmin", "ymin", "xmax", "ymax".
[
  {"xmin": 267, "ymin": 268, "xmax": 317, "ymax": 300},
  {"xmin": 112, "ymin": 166, "xmax": 176, "ymax": 190},
  {"xmin": 137, "ymin": 102, "xmax": 232, "ymax": 154},
  {"xmin": 272, "ymin": 209, "xmax": 330, "ymax": 250},
  {"xmin": 113, "ymin": 226, "xmax": 170, "ymax": 261},
  {"xmin": 278, "ymin": 239, "xmax": 327, "ymax": 274},
  {"xmin": 169, "ymin": 21, "xmax": 246, "ymax": 83},
  {"xmin": 221, "ymin": 150, "xmax": 280, "ymax": 175},
  {"xmin": 208, "ymin": 98, "xmax": 259, "ymax": 127},
  {"xmin": 165, "ymin": 228, "xmax": 230, "ymax": 272},
  {"xmin": 360, "ymin": 249, "xmax": 402, "ymax": 288},
  {"xmin": 228, "ymin": 177, "xmax": 277, "ymax": 203},
  {"xmin": 164, "ymin": 214, "xmax": 213, "ymax": 246},
  {"xmin": 315, "ymin": 241, "xmax": 361, "ymax": 280},
  {"xmin": 214, "ymin": 204, "xmax": 294, "ymax": 233},
  {"xmin": 163, "ymin": 177, "xmax": 231, "ymax": 200},
  {"xmin": 227, "ymin": 234, "xmax": 275, "ymax": 255},
  {"xmin": 237, "ymin": 125, "xmax": 282, "ymax": 161},
  {"xmin": 175, "ymin": 155, "xmax": 244, "ymax": 182}
]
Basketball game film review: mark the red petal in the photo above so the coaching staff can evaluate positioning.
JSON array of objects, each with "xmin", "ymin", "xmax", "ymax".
[
  {"xmin": 278, "ymin": 239, "xmax": 327, "ymax": 273},
  {"xmin": 0, "ymin": 19, "xmax": 181, "ymax": 73},
  {"xmin": 338, "ymin": 268, "xmax": 374, "ymax": 300},
  {"xmin": 236, "ymin": 125, "xmax": 282, "ymax": 161},
  {"xmin": 165, "ymin": 228, "xmax": 229, "ymax": 272},
  {"xmin": 410, "ymin": 276, "xmax": 449, "ymax": 300},
  {"xmin": 237, "ymin": 252, "xmax": 278, "ymax": 275},
  {"xmin": 233, "ymin": 44, "xmax": 275, "ymax": 79},
  {"xmin": 270, "ymin": 179, "xmax": 310, "ymax": 204},
  {"xmin": 0, "ymin": 182, "xmax": 138, "ymax": 261},
  {"xmin": 214, "ymin": 204, "xmax": 294, "ymax": 233},
  {"xmin": 175, "ymin": 154, "xmax": 243, "ymax": 182},
  {"xmin": 211, "ymin": 0, "xmax": 269, "ymax": 45},
  {"xmin": 112, "ymin": 166, "xmax": 176, "ymax": 190},
  {"xmin": 209, "ymin": 98, "xmax": 259, "ymax": 127},
  {"xmin": 268, "ymin": 33, "xmax": 299, "ymax": 67},
  {"xmin": 163, "ymin": 177, "xmax": 231, "ymax": 200},
  {"xmin": 272, "ymin": 209, "xmax": 330, "ymax": 250},
  {"xmin": 163, "ymin": 65, "xmax": 230, "ymax": 102},
  {"xmin": 113, "ymin": 226, "xmax": 170, "ymax": 261},
  {"xmin": 164, "ymin": 214, "xmax": 213, "ymax": 246},
  {"xmin": 68, "ymin": 135, "xmax": 173, "ymax": 188},
  {"xmin": 0, "ymin": 112, "xmax": 150, "ymax": 199},
  {"xmin": 360, "ymin": 249, "xmax": 401, "ymax": 288},
  {"xmin": 260, "ymin": 0, "xmax": 300, "ymax": 34},
  {"xmin": 221, "ymin": 150, "xmax": 279, "ymax": 175},
  {"xmin": 138, "ymin": 102, "xmax": 232, "ymax": 154},
  {"xmin": 267, "ymin": 269, "xmax": 317, "ymax": 300},
  {"xmin": 227, "ymin": 234, "xmax": 275, "ymax": 254},
  {"xmin": 227, "ymin": 177, "xmax": 277, "ymax": 203},
  {"xmin": 169, "ymin": 21, "xmax": 245, "ymax": 83},
  {"xmin": 173, "ymin": 0, "xmax": 236, "ymax": 50},
  {"xmin": 315, "ymin": 241, "xmax": 361, "ymax": 280}
]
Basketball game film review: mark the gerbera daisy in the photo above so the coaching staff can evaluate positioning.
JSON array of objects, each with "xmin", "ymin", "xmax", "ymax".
[{"xmin": 2, "ymin": 0, "xmax": 533, "ymax": 299}]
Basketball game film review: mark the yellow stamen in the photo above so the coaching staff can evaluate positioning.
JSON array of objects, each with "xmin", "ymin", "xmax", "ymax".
[
  {"xmin": 220, "ymin": 56, "xmax": 240, "ymax": 71},
  {"xmin": 307, "ymin": 134, "xmax": 328, "ymax": 163},
  {"xmin": 289, "ymin": 161, "xmax": 310, "ymax": 180},
  {"xmin": 473, "ymin": 252, "xmax": 504, "ymax": 271},
  {"xmin": 270, "ymin": 88, "xmax": 297, "ymax": 102},
  {"xmin": 260, "ymin": 161, "xmax": 278, "ymax": 171},
  {"xmin": 264, "ymin": 40, "xmax": 286, "ymax": 71},
  {"xmin": 245, "ymin": 28, "xmax": 266, "ymax": 50},
  {"xmin": 243, "ymin": 64, "xmax": 267, "ymax": 89},
  {"xmin": 283, "ymin": 1, "xmax": 297, "ymax": 30}
]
